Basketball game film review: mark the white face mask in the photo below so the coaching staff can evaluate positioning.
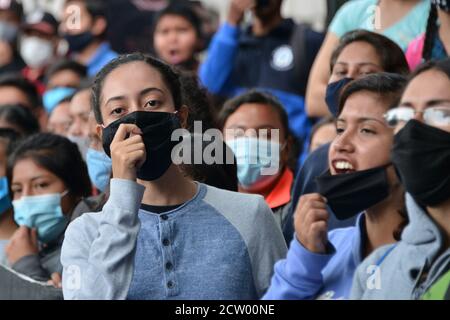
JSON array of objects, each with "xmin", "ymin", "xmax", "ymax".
[{"xmin": 20, "ymin": 36, "xmax": 54, "ymax": 68}]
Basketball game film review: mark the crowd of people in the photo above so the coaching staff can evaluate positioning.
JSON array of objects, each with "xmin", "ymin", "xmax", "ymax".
[{"xmin": 0, "ymin": 0, "xmax": 449, "ymax": 300}]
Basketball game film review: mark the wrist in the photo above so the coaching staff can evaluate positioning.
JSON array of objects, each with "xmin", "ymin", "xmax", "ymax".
[{"xmin": 112, "ymin": 169, "xmax": 136, "ymax": 181}]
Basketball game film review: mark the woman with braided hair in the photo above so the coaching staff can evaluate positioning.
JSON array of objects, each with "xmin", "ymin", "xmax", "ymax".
[{"xmin": 406, "ymin": 0, "xmax": 450, "ymax": 70}]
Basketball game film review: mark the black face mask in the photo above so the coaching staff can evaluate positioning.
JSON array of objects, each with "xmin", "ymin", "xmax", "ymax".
[
  {"xmin": 64, "ymin": 31, "xmax": 94, "ymax": 53},
  {"xmin": 102, "ymin": 111, "xmax": 181, "ymax": 181},
  {"xmin": 392, "ymin": 120, "xmax": 450, "ymax": 207},
  {"xmin": 316, "ymin": 165, "xmax": 390, "ymax": 220},
  {"xmin": 325, "ymin": 77, "xmax": 353, "ymax": 117}
]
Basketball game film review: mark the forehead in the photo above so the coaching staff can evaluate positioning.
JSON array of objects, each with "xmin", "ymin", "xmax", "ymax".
[
  {"xmin": 49, "ymin": 69, "xmax": 81, "ymax": 84},
  {"xmin": 340, "ymin": 91, "xmax": 388, "ymax": 118},
  {"xmin": 100, "ymin": 61, "xmax": 170, "ymax": 104},
  {"xmin": 12, "ymin": 158, "xmax": 54, "ymax": 181},
  {"xmin": 401, "ymin": 70, "xmax": 450, "ymax": 104},
  {"xmin": 0, "ymin": 86, "xmax": 31, "ymax": 106},
  {"xmin": 336, "ymin": 41, "xmax": 381, "ymax": 65},
  {"xmin": 157, "ymin": 14, "xmax": 194, "ymax": 27},
  {"xmin": 70, "ymin": 89, "xmax": 91, "ymax": 110},
  {"xmin": 63, "ymin": 0, "xmax": 88, "ymax": 16},
  {"xmin": 225, "ymin": 102, "xmax": 285, "ymax": 133}
]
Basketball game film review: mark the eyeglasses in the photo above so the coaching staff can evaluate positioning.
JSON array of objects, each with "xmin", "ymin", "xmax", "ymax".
[{"xmin": 384, "ymin": 106, "xmax": 450, "ymax": 129}]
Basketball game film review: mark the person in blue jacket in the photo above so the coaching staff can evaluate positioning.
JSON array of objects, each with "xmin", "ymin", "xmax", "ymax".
[
  {"xmin": 263, "ymin": 73, "xmax": 408, "ymax": 300},
  {"xmin": 283, "ymin": 30, "xmax": 410, "ymax": 243},
  {"xmin": 199, "ymin": 0, "xmax": 324, "ymax": 145}
]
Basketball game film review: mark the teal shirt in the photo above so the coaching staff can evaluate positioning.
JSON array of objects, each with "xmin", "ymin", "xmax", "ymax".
[{"xmin": 329, "ymin": 0, "xmax": 430, "ymax": 51}]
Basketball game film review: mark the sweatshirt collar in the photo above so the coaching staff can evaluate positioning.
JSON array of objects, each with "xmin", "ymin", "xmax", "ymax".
[{"xmin": 402, "ymin": 193, "xmax": 445, "ymax": 246}]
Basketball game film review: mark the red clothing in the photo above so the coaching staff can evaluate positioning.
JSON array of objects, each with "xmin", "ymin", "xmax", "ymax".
[
  {"xmin": 265, "ymin": 168, "xmax": 294, "ymax": 209},
  {"xmin": 22, "ymin": 67, "xmax": 46, "ymax": 96}
]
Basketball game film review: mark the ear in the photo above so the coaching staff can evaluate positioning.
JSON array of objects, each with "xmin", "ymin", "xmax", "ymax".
[
  {"xmin": 96, "ymin": 124, "xmax": 103, "ymax": 140},
  {"xmin": 91, "ymin": 16, "xmax": 107, "ymax": 37},
  {"xmin": 280, "ymin": 135, "xmax": 292, "ymax": 166},
  {"xmin": 177, "ymin": 105, "xmax": 189, "ymax": 129}
]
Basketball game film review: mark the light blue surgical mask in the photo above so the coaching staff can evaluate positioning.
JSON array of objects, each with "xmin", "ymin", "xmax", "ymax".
[
  {"xmin": 0, "ymin": 177, "xmax": 12, "ymax": 216},
  {"xmin": 42, "ymin": 87, "xmax": 76, "ymax": 114},
  {"xmin": 13, "ymin": 191, "xmax": 69, "ymax": 244},
  {"xmin": 86, "ymin": 148, "xmax": 112, "ymax": 192},
  {"xmin": 227, "ymin": 137, "xmax": 282, "ymax": 189}
]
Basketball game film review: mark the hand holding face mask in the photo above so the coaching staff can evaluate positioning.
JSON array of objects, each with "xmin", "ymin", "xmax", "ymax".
[
  {"xmin": 102, "ymin": 111, "xmax": 181, "ymax": 182},
  {"xmin": 108, "ymin": 123, "xmax": 146, "ymax": 181},
  {"xmin": 294, "ymin": 193, "xmax": 329, "ymax": 254}
]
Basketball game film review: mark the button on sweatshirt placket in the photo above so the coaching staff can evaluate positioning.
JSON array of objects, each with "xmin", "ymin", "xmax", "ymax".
[{"xmin": 159, "ymin": 214, "xmax": 178, "ymax": 297}]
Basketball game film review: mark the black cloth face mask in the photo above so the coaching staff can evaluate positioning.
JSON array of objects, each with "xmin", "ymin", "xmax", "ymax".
[
  {"xmin": 392, "ymin": 120, "xmax": 450, "ymax": 207},
  {"xmin": 102, "ymin": 111, "xmax": 181, "ymax": 181},
  {"xmin": 325, "ymin": 77, "xmax": 353, "ymax": 117},
  {"xmin": 316, "ymin": 165, "xmax": 390, "ymax": 220}
]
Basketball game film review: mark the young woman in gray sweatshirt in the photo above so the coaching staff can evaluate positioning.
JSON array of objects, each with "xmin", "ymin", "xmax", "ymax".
[{"xmin": 60, "ymin": 53, "xmax": 287, "ymax": 300}]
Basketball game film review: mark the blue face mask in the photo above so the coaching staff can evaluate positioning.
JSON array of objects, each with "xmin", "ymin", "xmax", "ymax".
[
  {"xmin": 43, "ymin": 87, "xmax": 76, "ymax": 114},
  {"xmin": 325, "ymin": 77, "xmax": 353, "ymax": 117},
  {"xmin": 13, "ymin": 191, "xmax": 69, "ymax": 244},
  {"xmin": 86, "ymin": 148, "xmax": 112, "ymax": 192},
  {"xmin": 227, "ymin": 137, "xmax": 282, "ymax": 190},
  {"xmin": 0, "ymin": 177, "xmax": 12, "ymax": 216}
]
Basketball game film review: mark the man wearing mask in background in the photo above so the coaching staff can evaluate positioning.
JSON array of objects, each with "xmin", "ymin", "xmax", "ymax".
[
  {"xmin": 59, "ymin": 0, "xmax": 118, "ymax": 78},
  {"xmin": 67, "ymin": 85, "xmax": 91, "ymax": 160},
  {"xmin": 200, "ymin": 0, "xmax": 324, "ymax": 150},
  {"xmin": 20, "ymin": 11, "xmax": 60, "ymax": 95},
  {"xmin": 0, "ymin": 0, "xmax": 25, "ymax": 75}
]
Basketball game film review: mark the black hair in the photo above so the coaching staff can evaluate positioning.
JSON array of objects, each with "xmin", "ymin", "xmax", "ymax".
[
  {"xmin": 219, "ymin": 90, "xmax": 290, "ymax": 138},
  {"xmin": 7, "ymin": 133, "xmax": 92, "ymax": 199},
  {"xmin": 338, "ymin": 73, "xmax": 408, "ymax": 115},
  {"xmin": 0, "ymin": 73, "xmax": 41, "ymax": 110},
  {"xmin": 218, "ymin": 89, "xmax": 300, "ymax": 171},
  {"xmin": 330, "ymin": 30, "xmax": 410, "ymax": 75},
  {"xmin": 44, "ymin": 59, "xmax": 88, "ymax": 85},
  {"xmin": 180, "ymin": 133, "xmax": 238, "ymax": 192},
  {"xmin": 309, "ymin": 115, "xmax": 335, "ymax": 150},
  {"xmin": 422, "ymin": 5, "xmax": 438, "ymax": 62},
  {"xmin": 0, "ymin": 128, "xmax": 22, "ymax": 158},
  {"xmin": 0, "ymin": 104, "xmax": 40, "ymax": 136},
  {"xmin": 180, "ymin": 73, "xmax": 217, "ymax": 132},
  {"xmin": 408, "ymin": 57, "xmax": 450, "ymax": 82},
  {"xmin": 153, "ymin": 2, "xmax": 203, "ymax": 38},
  {"xmin": 91, "ymin": 53, "xmax": 183, "ymax": 124}
]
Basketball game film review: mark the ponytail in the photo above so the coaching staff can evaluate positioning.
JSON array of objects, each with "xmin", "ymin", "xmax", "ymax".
[{"xmin": 422, "ymin": 5, "xmax": 438, "ymax": 61}]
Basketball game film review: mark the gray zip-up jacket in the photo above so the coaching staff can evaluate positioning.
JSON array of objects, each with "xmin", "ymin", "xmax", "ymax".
[{"xmin": 351, "ymin": 194, "xmax": 450, "ymax": 299}]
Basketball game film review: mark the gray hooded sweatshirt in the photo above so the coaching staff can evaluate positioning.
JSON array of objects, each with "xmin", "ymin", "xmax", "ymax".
[{"xmin": 351, "ymin": 194, "xmax": 450, "ymax": 300}]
